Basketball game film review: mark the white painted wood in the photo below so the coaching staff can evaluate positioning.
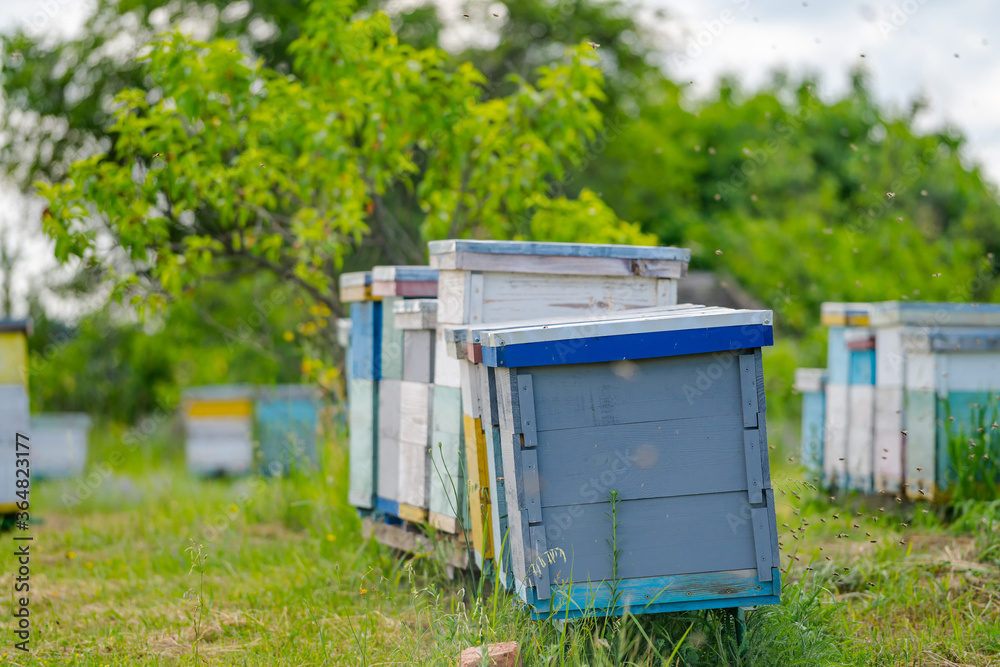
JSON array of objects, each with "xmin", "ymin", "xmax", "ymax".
[
  {"xmin": 793, "ymin": 368, "xmax": 826, "ymax": 394},
  {"xmin": 432, "ymin": 251, "xmax": 686, "ymax": 278},
  {"xmin": 393, "ymin": 299, "xmax": 438, "ymax": 330},
  {"xmin": 0, "ymin": 384, "xmax": 29, "ymax": 510},
  {"xmin": 459, "ymin": 359, "xmax": 482, "ymax": 420},
  {"xmin": 875, "ymin": 326, "xmax": 904, "ymax": 387},
  {"xmin": 398, "ymin": 381, "xmax": 433, "ymax": 508},
  {"xmin": 823, "ymin": 384, "xmax": 849, "ymax": 487},
  {"xmin": 940, "ymin": 352, "xmax": 1000, "ymax": 392},
  {"xmin": 657, "ymin": 278, "xmax": 678, "ymax": 306},
  {"xmin": 428, "ymin": 239, "xmax": 690, "ymax": 261},
  {"xmin": 873, "ymin": 385, "xmax": 905, "ymax": 492},
  {"xmin": 905, "ymin": 352, "xmax": 937, "ymax": 391},
  {"xmin": 846, "ymin": 384, "xmax": 875, "ymax": 491},
  {"xmin": 904, "ymin": 389, "xmax": 936, "ymax": 500},
  {"xmin": 402, "ymin": 330, "xmax": 435, "ymax": 384},
  {"xmin": 482, "ymin": 306, "xmax": 772, "ymax": 347},
  {"xmin": 434, "ymin": 328, "xmax": 462, "ymax": 388},
  {"xmin": 436, "ymin": 270, "xmax": 470, "ymax": 325}
]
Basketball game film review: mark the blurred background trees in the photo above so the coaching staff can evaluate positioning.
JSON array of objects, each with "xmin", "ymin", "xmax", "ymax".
[{"xmin": 3, "ymin": 0, "xmax": 999, "ymax": 423}]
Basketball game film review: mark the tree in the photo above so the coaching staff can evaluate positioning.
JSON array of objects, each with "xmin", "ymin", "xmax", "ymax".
[{"xmin": 38, "ymin": 0, "xmax": 647, "ymax": 330}]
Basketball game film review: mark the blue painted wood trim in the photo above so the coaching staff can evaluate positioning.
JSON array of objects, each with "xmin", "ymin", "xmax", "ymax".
[
  {"xmin": 428, "ymin": 239, "xmax": 690, "ymax": 262},
  {"xmin": 375, "ymin": 497, "xmax": 399, "ymax": 517},
  {"xmin": 482, "ymin": 325, "xmax": 773, "ymax": 368},
  {"xmin": 521, "ymin": 568, "xmax": 781, "ymax": 619}
]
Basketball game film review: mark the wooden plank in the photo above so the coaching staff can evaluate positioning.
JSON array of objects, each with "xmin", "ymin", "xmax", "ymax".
[
  {"xmin": 526, "ymin": 354, "xmax": 743, "ymax": 433},
  {"xmin": 759, "ymin": 415, "xmax": 772, "ymax": 489},
  {"xmin": 481, "ymin": 307, "xmax": 771, "ymax": 348},
  {"xmin": 436, "ymin": 270, "xmax": 470, "ymax": 325},
  {"xmin": 500, "ymin": 428, "xmax": 530, "ymax": 583},
  {"xmin": 875, "ymin": 326, "xmax": 904, "ymax": 388},
  {"xmin": 397, "ymin": 504, "xmax": 428, "ymax": 523},
  {"xmin": 826, "ymin": 327, "xmax": 850, "ymax": 385},
  {"xmin": 494, "ymin": 367, "xmax": 521, "ymax": 434},
  {"xmin": 427, "ymin": 239, "xmax": 690, "ymax": 262},
  {"xmin": 379, "ymin": 296, "xmax": 405, "ymax": 381},
  {"xmin": 477, "ymin": 273, "xmax": 668, "ymax": 325},
  {"xmin": 823, "ymin": 383, "xmax": 849, "ymax": 487},
  {"xmin": 347, "ymin": 378, "xmax": 377, "ymax": 508},
  {"xmin": 517, "ymin": 374, "xmax": 538, "ymax": 448},
  {"xmin": 398, "ymin": 381, "xmax": 432, "ymax": 508},
  {"xmin": 930, "ymin": 329, "xmax": 1000, "ymax": 353},
  {"xmin": 904, "ymin": 389, "xmax": 936, "ymax": 500},
  {"xmin": 754, "ymin": 349, "xmax": 767, "ymax": 413},
  {"xmin": 481, "ymin": 365, "xmax": 498, "ymax": 428},
  {"xmin": 429, "ymin": 385, "xmax": 465, "ymax": 530},
  {"xmin": 539, "ymin": 491, "xmax": 759, "ymax": 584},
  {"xmin": 656, "ymin": 277, "xmax": 678, "ymax": 306},
  {"xmin": 874, "ymin": 385, "xmax": 904, "ymax": 492},
  {"xmin": 739, "ymin": 354, "xmax": 759, "ymax": 428},
  {"xmin": 432, "ymin": 251, "xmax": 687, "ymax": 279},
  {"xmin": 529, "ymin": 526, "xmax": 551, "ymax": 600},
  {"xmin": 486, "ymin": 424, "xmax": 512, "ymax": 586},
  {"xmin": 846, "ymin": 384, "xmax": 875, "ymax": 492},
  {"xmin": 793, "ymin": 368, "xmax": 827, "ymax": 394},
  {"xmin": 764, "ymin": 488, "xmax": 780, "ymax": 569},
  {"xmin": 743, "ymin": 430, "xmax": 764, "ymax": 505},
  {"xmin": 940, "ymin": 352, "xmax": 1000, "ymax": 391},
  {"xmin": 361, "ymin": 517, "xmax": 468, "ymax": 569},
  {"xmin": 394, "ymin": 298, "xmax": 438, "ymax": 330},
  {"xmin": 463, "ymin": 414, "xmax": 493, "ymax": 559},
  {"xmin": 849, "ymin": 348, "xmax": 876, "ymax": 385},
  {"xmin": 750, "ymin": 507, "xmax": 772, "ymax": 582},
  {"xmin": 530, "ymin": 568, "xmax": 776, "ymax": 618},
  {"xmin": 800, "ymin": 391, "xmax": 825, "ymax": 478},
  {"xmin": 534, "ymin": 415, "xmax": 748, "ymax": 506},
  {"xmin": 377, "ymin": 379, "xmax": 403, "ymax": 503},
  {"xmin": 434, "ymin": 327, "xmax": 462, "ymax": 388},
  {"xmin": 459, "ymin": 359, "xmax": 481, "ymax": 419},
  {"xmin": 402, "ymin": 330, "xmax": 434, "ymax": 384},
  {"xmin": 486, "ymin": 324, "xmax": 772, "ymax": 369},
  {"xmin": 905, "ymin": 351, "xmax": 937, "ymax": 391},
  {"xmin": 521, "ymin": 448, "xmax": 542, "ymax": 524}
]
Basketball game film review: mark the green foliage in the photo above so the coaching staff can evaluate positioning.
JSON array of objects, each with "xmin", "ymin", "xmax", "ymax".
[{"xmin": 39, "ymin": 0, "xmax": 635, "ymax": 326}]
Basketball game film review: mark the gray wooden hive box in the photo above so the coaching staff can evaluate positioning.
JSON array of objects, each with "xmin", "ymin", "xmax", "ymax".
[{"xmin": 477, "ymin": 305, "xmax": 781, "ymax": 618}]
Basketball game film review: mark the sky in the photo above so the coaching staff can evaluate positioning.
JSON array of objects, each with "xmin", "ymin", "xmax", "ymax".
[{"xmin": 1, "ymin": 0, "xmax": 999, "ymax": 317}]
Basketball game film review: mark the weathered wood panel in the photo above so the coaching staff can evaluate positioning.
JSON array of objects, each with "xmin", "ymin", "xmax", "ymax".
[
  {"xmin": 377, "ymin": 379, "xmax": 403, "ymax": 507},
  {"xmin": 800, "ymin": 391, "xmax": 825, "ymax": 478},
  {"xmin": 429, "ymin": 385, "xmax": 465, "ymax": 532},
  {"xmin": 348, "ymin": 378, "xmax": 377, "ymax": 508},
  {"xmin": 402, "ymin": 330, "xmax": 434, "ymax": 384},
  {"xmin": 524, "ymin": 354, "xmax": 743, "ymax": 433},
  {"xmin": 379, "ymin": 296, "xmax": 405, "ymax": 381},
  {"xmin": 0, "ymin": 384, "xmax": 30, "ymax": 511},
  {"xmin": 823, "ymin": 383, "xmax": 849, "ymax": 487},
  {"xmin": 846, "ymin": 384, "xmax": 875, "ymax": 491},
  {"xmin": 464, "ymin": 415, "xmax": 493, "ymax": 560},
  {"xmin": 904, "ymin": 388, "xmax": 936, "ymax": 499},
  {"xmin": 0, "ymin": 332, "xmax": 27, "ymax": 385},
  {"xmin": 398, "ymin": 381, "xmax": 432, "ymax": 509},
  {"xmin": 434, "ymin": 328, "xmax": 462, "ymax": 388},
  {"xmin": 533, "ymin": 415, "xmax": 749, "ymax": 507},
  {"xmin": 873, "ymin": 385, "xmax": 904, "ymax": 492}
]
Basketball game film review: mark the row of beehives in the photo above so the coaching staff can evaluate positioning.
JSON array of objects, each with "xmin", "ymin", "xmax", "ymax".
[
  {"xmin": 795, "ymin": 301, "xmax": 1000, "ymax": 499},
  {"xmin": 0, "ymin": 319, "xmax": 93, "ymax": 518},
  {"xmin": 182, "ymin": 384, "xmax": 321, "ymax": 477},
  {"xmin": 340, "ymin": 239, "xmax": 783, "ymax": 619}
]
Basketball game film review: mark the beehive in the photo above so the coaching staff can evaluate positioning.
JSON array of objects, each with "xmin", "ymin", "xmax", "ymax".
[
  {"xmin": 29, "ymin": 413, "xmax": 92, "ymax": 479},
  {"xmin": 255, "ymin": 385, "xmax": 320, "ymax": 475},
  {"xmin": 793, "ymin": 368, "xmax": 826, "ymax": 480},
  {"xmin": 343, "ymin": 271, "xmax": 381, "ymax": 509},
  {"xmin": 369, "ymin": 266, "xmax": 438, "ymax": 518},
  {"xmin": 820, "ymin": 303, "xmax": 874, "ymax": 490},
  {"xmin": 476, "ymin": 305, "xmax": 780, "ymax": 618},
  {"xmin": 427, "ymin": 240, "xmax": 691, "ymax": 553},
  {"xmin": 869, "ymin": 301, "xmax": 1000, "ymax": 499},
  {"xmin": 392, "ymin": 299, "xmax": 438, "ymax": 523},
  {"xmin": 183, "ymin": 385, "xmax": 255, "ymax": 476},
  {"xmin": 0, "ymin": 319, "xmax": 30, "ymax": 516}
]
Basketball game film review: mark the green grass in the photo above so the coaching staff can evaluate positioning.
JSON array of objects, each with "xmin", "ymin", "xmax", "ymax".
[{"xmin": 3, "ymin": 420, "xmax": 999, "ymax": 666}]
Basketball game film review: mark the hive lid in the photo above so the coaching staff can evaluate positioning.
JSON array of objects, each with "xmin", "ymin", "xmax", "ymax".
[
  {"xmin": 478, "ymin": 305, "xmax": 773, "ymax": 368},
  {"xmin": 820, "ymin": 302, "xmax": 873, "ymax": 326},
  {"xmin": 371, "ymin": 265, "xmax": 439, "ymax": 298},
  {"xmin": 793, "ymin": 368, "xmax": 827, "ymax": 393},
  {"xmin": 0, "ymin": 318, "xmax": 32, "ymax": 335},
  {"xmin": 339, "ymin": 271, "xmax": 374, "ymax": 303},
  {"xmin": 428, "ymin": 240, "xmax": 690, "ymax": 278},
  {"xmin": 30, "ymin": 412, "xmax": 93, "ymax": 428},
  {"xmin": 869, "ymin": 301, "xmax": 1000, "ymax": 328}
]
